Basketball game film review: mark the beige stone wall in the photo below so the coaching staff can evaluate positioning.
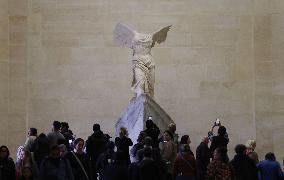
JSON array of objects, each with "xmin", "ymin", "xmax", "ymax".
[
  {"xmin": 2, "ymin": 0, "xmax": 283, "ymax": 160},
  {"xmin": 0, "ymin": 0, "xmax": 9, "ymax": 149},
  {"xmin": 254, "ymin": 0, "xmax": 284, "ymax": 161}
]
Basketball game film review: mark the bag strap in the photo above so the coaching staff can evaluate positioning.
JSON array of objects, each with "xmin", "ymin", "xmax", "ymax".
[
  {"xmin": 71, "ymin": 152, "xmax": 89, "ymax": 180},
  {"xmin": 179, "ymin": 153, "xmax": 194, "ymax": 170}
]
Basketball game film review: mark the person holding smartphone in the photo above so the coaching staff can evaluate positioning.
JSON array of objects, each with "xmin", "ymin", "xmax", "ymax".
[{"xmin": 209, "ymin": 125, "xmax": 229, "ymax": 158}]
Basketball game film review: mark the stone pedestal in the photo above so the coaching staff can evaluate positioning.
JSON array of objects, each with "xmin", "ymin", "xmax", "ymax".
[{"xmin": 115, "ymin": 94, "xmax": 174, "ymax": 143}]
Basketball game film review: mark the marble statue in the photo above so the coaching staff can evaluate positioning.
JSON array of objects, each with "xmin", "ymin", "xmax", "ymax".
[
  {"xmin": 114, "ymin": 23, "xmax": 175, "ymax": 153},
  {"xmin": 113, "ymin": 23, "xmax": 171, "ymax": 98}
]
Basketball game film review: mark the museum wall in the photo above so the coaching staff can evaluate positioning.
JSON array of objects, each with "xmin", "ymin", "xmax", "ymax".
[
  {"xmin": 2, "ymin": 0, "xmax": 283, "ymax": 160},
  {"xmin": 254, "ymin": 0, "xmax": 284, "ymax": 161},
  {"xmin": 0, "ymin": 0, "xmax": 9, "ymax": 148}
]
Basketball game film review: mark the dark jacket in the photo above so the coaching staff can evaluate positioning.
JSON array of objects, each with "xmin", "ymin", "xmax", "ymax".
[
  {"xmin": 115, "ymin": 137, "xmax": 133, "ymax": 165},
  {"xmin": 31, "ymin": 135, "xmax": 50, "ymax": 168},
  {"xmin": 209, "ymin": 135, "xmax": 229, "ymax": 157},
  {"xmin": 96, "ymin": 150, "xmax": 115, "ymax": 180},
  {"xmin": 230, "ymin": 154, "xmax": 258, "ymax": 180},
  {"xmin": 139, "ymin": 158, "xmax": 162, "ymax": 180},
  {"xmin": 196, "ymin": 142, "xmax": 210, "ymax": 180},
  {"xmin": 65, "ymin": 152, "xmax": 90, "ymax": 180},
  {"xmin": 104, "ymin": 163, "xmax": 128, "ymax": 180},
  {"xmin": 0, "ymin": 157, "xmax": 16, "ymax": 180},
  {"xmin": 86, "ymin": 130, "xmax": 107, "ymax": 163},
  {"xmin": 128, "ymin": 162, "xmax": 140, "ymax": 180},
  {"xmin": 39, "ymin": 156, "xmax": 74, "ymax": 180},
  {"xmin": 143, "ymin": 127, "xmax": 160, "ymax": 148}
]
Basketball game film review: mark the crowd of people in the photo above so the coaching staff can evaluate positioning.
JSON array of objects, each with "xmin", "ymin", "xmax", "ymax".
[{"xmin": 0, "ymin": 120, "xmax": 284, "ymax": 180}]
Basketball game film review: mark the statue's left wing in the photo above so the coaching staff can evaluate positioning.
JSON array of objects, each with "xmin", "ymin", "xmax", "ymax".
[
  {"xmin": 151, "ymin": 25, "xmax": 172, "ymax": 47},
  {"xmin": 113, "ymin": 23, "xmax": 135, "ymax": 48}
]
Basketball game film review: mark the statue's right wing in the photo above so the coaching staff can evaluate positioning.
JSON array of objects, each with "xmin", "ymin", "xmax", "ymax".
[{"xmin": 113, "ymin": 23, "xmax": 135, "ymax": 48}]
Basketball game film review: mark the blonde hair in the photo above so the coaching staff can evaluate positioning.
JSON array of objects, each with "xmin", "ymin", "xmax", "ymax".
[
  {"xmin": 119, "ymin": 127, "xmax": 128, "ymax": 137},
  {"xmin": 246, "ymin": 139, "xmax": 256, "ymax": 148}
]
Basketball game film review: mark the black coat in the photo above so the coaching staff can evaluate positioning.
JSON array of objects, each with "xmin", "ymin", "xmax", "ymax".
[
  {"xmin": 86, "ymin": 131, "xmax": 107, "ymax": 163},
  {"xmin": 139, "ymin": 158, "xmax": 162, "ymax": 180},
  {"xmin": 65, "ymin": 152, "xmax": 90, "ymax": 180},
  {"xmin": 142, "ymin": 127, "xmax": 160, "ymax": 148},
  {"xmin": 0, "ymin": 157, "xmax": 16, "ymax": 180},
  {"xmin": 104, "ymin": 163, "xmax": 128, "ymax": 180},
  {"xmin": 115, "ymin": 137, "xmax": 133, "ymax": 165},
  {"xmin": 230, "ymin": 154, "xmax": 258, "ymax": 180},
  {"xmin": 196, "ymin": 142, "xmax": 210, "ymax": 180},
  {"xmin": 209, "ymin": 135, "xmax": 229, "ymax": 156}
]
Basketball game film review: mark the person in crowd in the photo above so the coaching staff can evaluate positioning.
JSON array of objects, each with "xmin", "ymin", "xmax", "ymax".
[
  {"xmin": 104, "ymin": 151, "xmax": 129, "ymax": 180},
  {"xmin": 19, "ymin": 166, "xmax": 35, "ymax": 180},
  {"xmin": 160, "ymin": 130, "xmax": 177, "ymax": 180},
  {"xmin": 136, "ymin": 136, "xmax": 152, "ymax": 160},
  {"xmin": 257, "ymin": 152, "xmax": 284, "ymax": 180},
  {"xmin": 168, "ymin": 123, "xmax": 179, "ymax": 148},
  {"xmin": 130, "ymin": 132, "xmax": 146, "ymax": 162},
  {"xmin": 128, "ymin": 149, "xmax": 144, "ymax": 180},
  {"xmin": 245, "ymin": 139, "xmax": 259, "ymax": 164},
  {"xmin": 152, "ymin": 147, "xmax": 167, "ymax": 180},
  {"xmin": 59, "ymin": 144, "xmax": 68, "ymax": 158},
  {"xmin": 39, "ymin": 145, "xmax": 74, "ymax": 180},
  {"xmin": 143, "ymin": 119, "xmax": 160, "ymax": 148},
  {"xmin": 16, "ymin": 150, "xmax": 39, "ymax": 180},
  {"xmin": 31, "ymin": 133, "xmax": 50, "ymax": 168},
  {"xmin": 96, "ymin": 141, "xmax": 115, "ymax": 180},
  {"xmin": 65, "ymin": 138, "xmax": 90, "ymax": 180},
  {"xmin": 139, "ymin": 147, "xmax": 162, "ymax": 180},
  {"xmin": 115, "ymin": 127, "xmax": 133, "ymax": 166},
  {"xmin": 86, "ymin": 123, "xmax": 107, "ymax": 180},
  {"xmin": 206, "ymin": 147, "xmax": 234, "ymax": 180},
  {"xmin": 173, "ymin": 144, "xmax": 196, "ymax": 180},
  {"xmin": 209, "ymin": 126, "xmax": 229, "ymax": 158},
  {"xmin": 47, "ymin": 121, "xmax": 65, "ymax": 146},
  {"xmin": 61, "ymin": 122, "xmax": 75, "ymax": 151},
  {"xmin": 230, "ymin": 144, "xmax": 257, "ymax": 180},
  {"xmin": 196, "ymin": 137, "xmax": 210, "ymax": 180},
  {"xmin": 0, "ymin": 145, "xmax": 16, "ymax": 180},
  {"xmin": 179, "ymin": 135, "xmax": 194, "ymax": 157},
  {"xmin": 24, "ymin": 128, "xmax": 37, "ymax": 152}
]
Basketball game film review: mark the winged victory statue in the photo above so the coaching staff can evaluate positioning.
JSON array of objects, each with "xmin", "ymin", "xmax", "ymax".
[{"xmin": 113, "ymin": 23, "xmax": 171, "ymax": 98}]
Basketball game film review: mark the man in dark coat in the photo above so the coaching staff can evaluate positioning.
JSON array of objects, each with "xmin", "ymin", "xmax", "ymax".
[
  {"xmin": 86, "ymin": 124, "xmax": 107, "ymax": 180},
  {"xmin": 209, "ymin": 126, "xmax": 229, "ymax": 157},
  {"xmin": 139, "ymin": 147, "xmax": 162, "ymax": 180},
  {"xmin": 230, "ymin": 144, "xmax": 258, "ymax": 180},
  {"xmin": 142, "ymin": 120, "xmax": 160, "ymax": 148},
  {"xmin": 196, "ymin": 137, "xmax": 210, "ymax": 180}
]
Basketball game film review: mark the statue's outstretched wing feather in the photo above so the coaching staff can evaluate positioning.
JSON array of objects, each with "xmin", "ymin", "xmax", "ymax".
[
  {"xmin": 151, "ymin": 25, "xmax": 171, "ymax": 47},
  {"xmin": 113, "ymin": 23, "xmax": 135, "ymax": 48}
]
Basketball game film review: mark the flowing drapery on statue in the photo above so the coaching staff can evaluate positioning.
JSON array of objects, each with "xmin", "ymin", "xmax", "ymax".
[
  {"xmin": 113, "ymin": 23, "xmax": 171, "ymax": 98},
  {"xmin": 113, "ymin": 23, "xmax": 175, "ymax": 152}
]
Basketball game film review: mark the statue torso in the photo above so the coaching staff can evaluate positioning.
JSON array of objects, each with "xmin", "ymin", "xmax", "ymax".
[{"xmin": 132, "ymin": 33, "xmax": 154, "ymax": 67}]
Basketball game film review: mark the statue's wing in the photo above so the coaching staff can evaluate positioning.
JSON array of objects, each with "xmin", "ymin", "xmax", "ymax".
[
  {"xmin": 151, "ymin": 25, "xmax": 172, "ymax": 47},
  {"xmin": 113, "ymin": 23, "xmax": 135, "ymax": 48}
]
